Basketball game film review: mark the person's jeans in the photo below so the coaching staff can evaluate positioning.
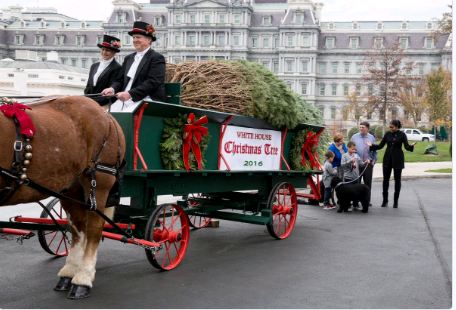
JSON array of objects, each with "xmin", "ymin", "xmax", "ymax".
[{"xmin": 323, "ymin": 187, "xmax": 332, "ymax": 205}]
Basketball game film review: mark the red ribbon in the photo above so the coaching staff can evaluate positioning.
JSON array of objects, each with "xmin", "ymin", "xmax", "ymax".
[
  {"xmin": 0, "ymin": 103, "xmax": 36, "ymax": 138},
  {"xmin": 301, "ymin": 131, "xmax": 321, "ymax": 169},
  {"xmin": 183, "ymin": 113, "xmax": 208, "ymax": 171}
]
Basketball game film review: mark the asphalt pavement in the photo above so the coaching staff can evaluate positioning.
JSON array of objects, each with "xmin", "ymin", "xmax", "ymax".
[{"xmin": 0, "ymin": 177, "xmax": 451, "ymax": 309}]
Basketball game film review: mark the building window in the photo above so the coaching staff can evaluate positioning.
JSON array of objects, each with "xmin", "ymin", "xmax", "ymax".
[
  {"xmin": 301, "ymin": 81, "xmax": 308, "ymax": 95},
  {"xmin": 294, "ymin": 12, "xmax": 304, "ymax": 24},
  {"xmin": 367, "ymin": 83, "xmax": 373, "ymax": 96},
  {"xmin": 202, "ymin": 33, "xmax": 211, "ymax": 46},
  {"xmin": 302, "ymin": 33, "xmax": 310, "ymax": 47},
  {"xmin": 331, "ymin": 83, "xmax": 337, "ymax": 96},
  {"xmin": 14, "ymin": 34, "xmax": 24, "ymax": 45},
  {"xmin": 431, "ymin": 63, "xmax": 440, "ymax": 71},
  {"xmin": 7, "ymin": 73, "xmax": 14, "ymax": 78},
  {"xmin": 417, "ymin": 63, "xmax": 425, "ymax": 75},
  {"xmin": 301, "ymin": 58, "xmax": 309, "ymax": 73},
  {"xmin": 123, "ymin": 33, "xmax": 131, "ymax": 46},
  {"xmin": 273, "ymin": 61, "xmax": 279, "ymax": 73},
  {"xmin": 401, "ymin": 22, "xmax": 408, "ymax": 30},
  {"xmin": 216, "ymin": 33, "xmax": 225, "ymax": 46},
  {"xmin": 175, "ymin": 14, "xmax": 183, "ymax": 24},
  {"xmin": 352, "ymin": 22, "xmax": 359, "ymax": 30},
  {"xmin": 374, "ymin": 37, "xmax": 383, "ymax": 49},
  {"xmin": 425, "ymin": 37, "xmax": 434, "ymax": 48},
  {"xmin": 328, "ymin": 23, "xmax": 334, "ymax": 30},
  {"xmin": 325, "ymin": 37, "xmax": 335, "ymax": 49},
  {"xmin": 175, "ymin": 34, "xmax": 182, "ymax": 46},
  {"xmin": 172, "ymin": 56, "xmax": 182, "ymax": 64},
  {"xmin": 426, "ymin": 22, "xmax": 433, "ymax": 30},
  {"xmin": 261, "ymin": 59, "xmax": 270, "ymax": 69},
  {"xmin": 189, "ymin": 14, "xmax": 196, "ymax": 24},
  {"xmin": 262, "ymin": 15, "xmax": 272, "ymax": 25},
  {"xmin": 331, "ymin": 62, "xmax": 338, "ymax": 74},
  {"xmin": 203, "ymin": 14, "xmax": 211, "ymax": 23},
  {"xmin": 116, "ymin": 11, "xmax": 127, "ymax": 23},
  {"xmin": 81, "ymin": 58, "xmax": 87, "ymax": 69},
  {"xmin": 318, "ymin": 62, "xmax": 327, "ymax": 74},
  {"xmin": 187, "ymin": 33, "xmax": 196, "ymax": 47},
  {"xmin": 60, "ymin": 58, "xmax": 67, "ymax": 65},
  {"xmin": 377, "ymin": 22, "xmax": 383, "ymax": 30},
  {"xmin": 399, "ymin": 37, "xmax": 409, "ymax": 49},
  {"xmin": 76, "ymin": 35, "xmax": 86, "ymax": 46},
  {"xmin": 55, "ymin": 35, "xmax": 65, "ymax": 45},
  {"xmin": 252, "ymin": 37, "xmax": 258, "ymax": 48},
  {"xmin": 274, "ymin": 36, "xmax": 279, "ymax": 48},
  {"xmin": 28, "ymin": 74, "xmax": 39, "ymax": 78},
  {"xmin": 71, "ymin": 58, "xmax": 77, "ymax": 66},
  {"xmin": 218, "ymin": 14, "xmax": 226, "ymax": 23},
  {"xmin": 35, "ymin": 34, "xmax": 45, "ymax": 45},
  {"xmin": 285, "ymin": 58, "xmax": 295, "ymax": 72},
  {"xmin": 262, "ymin": 37, "xmax": 270, "ymax": 48},
  {"xmin": 355, "ymin": 83, "xmax": 361, "ymax": 96},
  {"xmin": 285, "ymin": 80, "xmax": 293, "ymax": 89},
  {"xmin": 233, "ymin": 34, "xmax": 240, "ymax": 46},
  {"xmin": 155, "ymin": 16, "xmax": 163, "ymax": 26},
  {"xmin": 234, "ymin": 14, "xmax": 241, "ymax": 24},
  {"xmin": 331, "ymin": 106, "xmax": 336, "ymax": 119},
  {"xmin": 344, "ymin": 62, "xmax": 350, "ymax": 74},
  {"xmin": 319, "ymin": 83, "xmax": 326, "ymax": 96},
  {"xmin": 343, "ymin": 84, "xmax": 349, "ymax": 96},
  {"xmin": 349, "ymin": 37, "xmax": 359, "ymax": 49},
  {"xmin": 356, "ymin": 62, "xmax": 363, "ymax": 74},
  {"xmin": 285, "ymin": 33, "xmax": 294, "ymax": 47}
]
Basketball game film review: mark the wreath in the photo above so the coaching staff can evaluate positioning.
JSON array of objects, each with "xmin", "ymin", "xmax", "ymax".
[{"xmin": 160, "ymin": 114, "xmax": 210, "ymax": 170}]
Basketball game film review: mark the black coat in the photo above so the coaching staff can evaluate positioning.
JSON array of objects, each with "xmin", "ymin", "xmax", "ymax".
[
  {"xmin": 370, "ymin": 130, "xmax": 414, "ymax": 169},
  {"xmin": 84, "ymin": 59, "xmax": 122, "ymax": 106},
  {"xmin": 112, "ymin": 49, "xmax": 166, "ymax": 102}
]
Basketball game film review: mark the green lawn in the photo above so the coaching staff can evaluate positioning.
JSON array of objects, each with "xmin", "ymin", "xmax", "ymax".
[
  {"xmin": 375, "ymin": 141, "xmax": 452, "ymax": 163},
  {"xmin": 425, "ymin": 168, "xmax": 452, "ymax": 173}
]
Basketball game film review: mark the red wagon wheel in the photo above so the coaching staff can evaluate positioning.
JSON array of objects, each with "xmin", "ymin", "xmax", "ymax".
[
  {"xmin": 186, "ymin": 193, "xmax": 211, "ymax": 229},
  {"xmin": 266, "ymin": 182, "xmax": 298, "ymax": 239},
  {"xmin": 145, "ymin": 203, "xmax": 190, "ymax": 271},
  {"xmin": 37, "ymin": 198, "xmax": 71, "ymax": 257}
]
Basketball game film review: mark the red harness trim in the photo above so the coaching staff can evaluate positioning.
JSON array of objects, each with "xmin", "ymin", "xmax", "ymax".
[{"xmin": 0, "ymin": 103, "xmax": 36, "ymax": 138}]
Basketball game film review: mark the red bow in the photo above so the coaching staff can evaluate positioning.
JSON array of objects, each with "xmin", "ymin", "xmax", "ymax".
[
  {"xmin": 183, "ymin": 113, "xmax": 208, "ymax": 171},
  {"xmin": 301, "ymin": 131, "xmax": 321, "ymax": 169},
  {"xmin": 0, "ymin": 103, "xmax": 36, "ymax": 138}
]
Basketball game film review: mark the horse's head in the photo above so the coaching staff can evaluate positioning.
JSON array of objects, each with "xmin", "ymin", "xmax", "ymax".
[{"xmin": 330, "ymin": 176, "xmax": 342, "ymax": 189}]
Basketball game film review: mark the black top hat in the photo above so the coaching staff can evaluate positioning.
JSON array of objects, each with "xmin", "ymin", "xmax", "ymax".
[
  {"xmin": 128, "ymin": 21, "xmax": 157, "ymax": 41},
  {"xmin": 97, "ymin": 34, "xmax": 121, "ymax": 52}
]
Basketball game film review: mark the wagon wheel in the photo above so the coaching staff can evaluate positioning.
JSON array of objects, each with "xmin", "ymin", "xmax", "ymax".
[
  {"xmin": 186, "ymin": 193, "xmax": 211, "ymax": 229},
  {"xmin": 266, "ymin": 182, "xmax": 298, "ymax": 240},
  {"xmin": 37, "ymin": 198, "xmax": 71, "ymax": 257},
  {"xmin": 144, "ymin": 203, "xmax": 190, "ymax": 271}
]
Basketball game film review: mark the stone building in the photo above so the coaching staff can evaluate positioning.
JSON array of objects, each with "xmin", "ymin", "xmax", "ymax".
[{"xmin": 0, "ymin": 0, "xmax": 451, "ymax": 131}]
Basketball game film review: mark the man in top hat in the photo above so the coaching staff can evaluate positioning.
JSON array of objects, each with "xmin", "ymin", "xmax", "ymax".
[
  {"xmin": 102, "ymin": 21, "xmax": 165, "ymax": 111},
  {"xmin": 84, "ymin": 34, "xmax": 122, "ymax": 106}
]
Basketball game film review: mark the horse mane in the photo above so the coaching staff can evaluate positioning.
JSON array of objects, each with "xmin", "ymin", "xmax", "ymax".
[{"xmin": 26, "ymin": 95, "xmax": 66, "ymax": 106}]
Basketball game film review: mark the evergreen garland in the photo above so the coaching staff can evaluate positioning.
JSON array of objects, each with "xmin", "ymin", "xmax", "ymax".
[{"xmin": 160, "ymin": 114, "xmax": 210, "ymax": 170}]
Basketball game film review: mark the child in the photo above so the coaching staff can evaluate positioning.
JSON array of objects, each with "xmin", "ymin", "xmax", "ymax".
[{"xmin": 322, "ymin": 150, "xmax": 338, "ymax": 209}]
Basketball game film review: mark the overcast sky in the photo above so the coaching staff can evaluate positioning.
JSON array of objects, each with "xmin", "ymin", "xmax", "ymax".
[{"xmin": 0, "ymin": 0, "xmax": 451, "ymax": 21}]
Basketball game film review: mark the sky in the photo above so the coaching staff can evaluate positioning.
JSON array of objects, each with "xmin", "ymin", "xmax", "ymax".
[{"xmin": 0, "ymin": 0, "xmax": 451, "ymax": 21}]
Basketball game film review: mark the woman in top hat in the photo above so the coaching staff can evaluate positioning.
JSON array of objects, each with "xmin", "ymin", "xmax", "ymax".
[
  {"xmin": 84, "ymin": 34, "xmax": 122, "ymax": 106},
  {"xmin": 101, "ymin": 21, "xmax": 165, "ymax": 108}
]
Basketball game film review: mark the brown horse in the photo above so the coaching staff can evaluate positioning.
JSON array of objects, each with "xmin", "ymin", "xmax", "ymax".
[{"xmin": 0, "ymin": 96, "xmax": 126, "ymax": 299}]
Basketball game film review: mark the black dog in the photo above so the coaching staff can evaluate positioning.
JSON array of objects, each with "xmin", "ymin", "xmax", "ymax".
[{"xmin": 330, "ymin": 176, "xmax": 370, "ymax": 213}]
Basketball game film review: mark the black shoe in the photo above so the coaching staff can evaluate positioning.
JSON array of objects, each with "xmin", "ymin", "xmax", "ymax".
[
  {"xmin": 393, "ymin": 203, "xmax": 398, "ymax": 208},
  {"xmin": 337, "ymin": 208, "xmax": 343, "ymax": 213},
  {"xmin": 381, "ymin": 201, "xmax": 388, "ymax": 208}
]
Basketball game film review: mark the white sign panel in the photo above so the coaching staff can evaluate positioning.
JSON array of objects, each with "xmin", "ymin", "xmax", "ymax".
[{"xmin": 219, "ymin": 125, "xmax": 282, "ymax": 171}]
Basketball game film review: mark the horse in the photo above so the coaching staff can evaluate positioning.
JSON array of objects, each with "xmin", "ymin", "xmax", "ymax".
[{"xmin": 0, "ymin": 96, "xmax": 126, "ymax": 299}]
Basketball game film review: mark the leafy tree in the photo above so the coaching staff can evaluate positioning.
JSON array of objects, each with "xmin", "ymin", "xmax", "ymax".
[
  {"xmin": 397, "ymin": 77, "xmax": 427, "ymax": 127},
  {"xmin": 425, "ymin": 67, "xmax": 452, "ymax": 125},
  {"xmin": 437, "ymin": 5, "xmax": 452, "ymax": 34},
  {"xmin": 363, "ymin": 43, "xmax": 409, "ymax": 127},
  {"xmin": 342, "ymin": 91, "xmax": 365, "ymax": 127}
]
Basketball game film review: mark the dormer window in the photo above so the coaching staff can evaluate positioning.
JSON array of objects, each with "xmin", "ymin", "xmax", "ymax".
[
  {"xmin": 262, "ymin": 15, "xmax": 272, "ymax": 26},
  {"xmin": 349, "ymin": 37, "xmax": 359, "ymax": 48},
  {"xmin": 426, "ymin": 22, "xmax": 433, "ymax": 30},
  {"xmin": 116, "ymin": 11, "xmax": 127, "ymax": 23},
  {"xmin": 40, "ymin": 20, "xmax": 46, "ymax": 28},
  {"xmin": 61, "ymin": 21, "xmax": 65, "ymax": 28},
  {"xmin": 325, "ymin": 37, "xmax": 335, "ymax": 49},
  {"xmin": 328, "ymin": 23, "xmax": 334, "ymax": 30},
  {"xmin": 81, "ymin": 22, "xmax": 86, "ymax": 28},
  {"xmin": 377, "ymin": 22, "xmax": 383, "ymax": 30},
  {"xmin": 294, "ymin": 12, "xmax": 304, "ymax": 24},
  {"xmin": 399, "ymin": 37, "xmax": 409, "ymax": 49},
  {"xmin": 352, "ymin": 22, "xmax": 359, "ymax": 30},
  {"xmin": 34, "ymin": 34, "xmax": 45, "ymax": 45},
  {"xmin": 401, "ymin": 22, "xmax": 408, "ymax": 30},
  {"xmin": 374, "ymin": 37, "xmax": 383, "ymax": 49},
  {"xmin": 425, "ymin": 37, "xmax": 434, "ymax": 48}
]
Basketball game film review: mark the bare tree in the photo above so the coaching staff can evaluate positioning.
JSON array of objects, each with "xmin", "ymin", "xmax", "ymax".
[
  {"xmin": 436, "ymin": 5, "xmax": 452, "ymax": 35},
  {"xmin": 343, "ymin": 91, "xmax": 366, "ymax": 127},
  {"xmin": 363, "ymin": 43, "xmax": 410, "ymax": 127},
  {"xmin": 397, "ymin": 77, "xmax": 427, "ymax": 127}
]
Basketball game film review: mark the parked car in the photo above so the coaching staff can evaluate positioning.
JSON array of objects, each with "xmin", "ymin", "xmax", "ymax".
[{"xmin": 401, "ymin": 128, "xmax": 435, "ymax": 142}]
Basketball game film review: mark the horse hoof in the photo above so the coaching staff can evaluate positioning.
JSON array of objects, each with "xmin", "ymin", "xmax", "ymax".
[
  {"xmin": 54, "ymin": 277, "xmax": 72, "ymax": 291},
  {"xmin": 67, "ymin": 284, "xmax": 91, "ymax": 299}
]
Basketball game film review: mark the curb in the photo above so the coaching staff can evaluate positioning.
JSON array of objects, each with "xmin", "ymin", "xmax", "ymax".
[{"xmin": 372, "ymin": 174, "xmax": 452, "ymax": 181}]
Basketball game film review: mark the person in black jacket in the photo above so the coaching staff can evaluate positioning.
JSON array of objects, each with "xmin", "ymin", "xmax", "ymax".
[
  {"xmin": 84, "ymin": 34, "xmax": 122, "ymax": 106},
  {"xmin": 102, "ymin": 21, "xmax": 165, "ymax": 111},
  {"xmin": 369, "ymin": 120, "xmax": 415, "ymax": 208}
]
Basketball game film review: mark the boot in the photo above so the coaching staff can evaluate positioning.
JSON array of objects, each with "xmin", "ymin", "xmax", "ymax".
[
  {"xmin": 393, "ymin": 192, "xmax": 400, "ymax": 208},
  {"xmin": 381, "ymin": 192, "xmax": 388, "ymax": 207}
]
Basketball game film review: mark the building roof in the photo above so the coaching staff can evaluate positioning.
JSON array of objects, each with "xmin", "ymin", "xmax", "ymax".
[{"xmin": 0, "ymin": 59, "xmax": 88, "ymax": 74}]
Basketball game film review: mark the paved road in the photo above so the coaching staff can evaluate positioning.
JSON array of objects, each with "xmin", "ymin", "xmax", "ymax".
[{"xmin": 0, "ymin": 179, "xmax": 451, "ymax": 308}]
